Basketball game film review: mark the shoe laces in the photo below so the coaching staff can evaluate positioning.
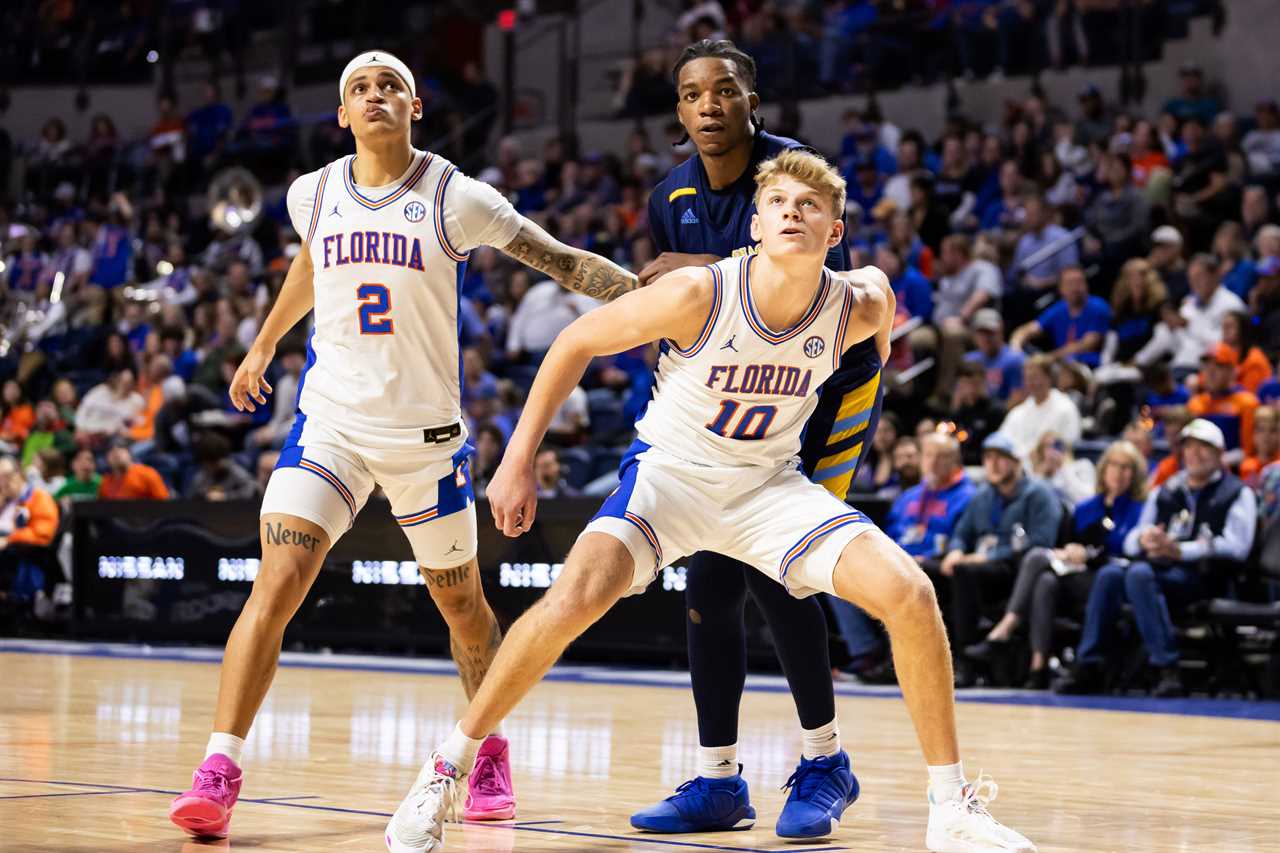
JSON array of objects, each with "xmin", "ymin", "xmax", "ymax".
[
  {"xmin": 668, "ymin": 777, "xmax": 709, "ymax": 801},
  {"xmin": 957, "ymin": 772, "xmax": 1000, "ymax": 821},
  {"xmin": 411, "ymin": 763, "xmax": 459, "ymax": 824},
  {"xmin": 192, "ymin": 768, "xmax": 231, "ymax": 798},
  {"xmin": 781, "ymin": 756, "xmax": 836, "ymax": 802},
  {"xmin": 470, "ymin": 753, "xmax": 506, "ymax": 796}
]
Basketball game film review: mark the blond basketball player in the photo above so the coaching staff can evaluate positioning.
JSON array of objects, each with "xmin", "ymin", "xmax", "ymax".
[
  {"xmin": 167, "ymin": 50, "xmax": 637, "ymax": 840},
  {"xmin": 385, "ymin": 150, "xmax": 1037, "ymax": 853}
]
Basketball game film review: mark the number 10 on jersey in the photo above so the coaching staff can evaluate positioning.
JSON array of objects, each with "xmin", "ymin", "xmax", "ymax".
[
  {"xmin": 705, "ymin": 400, "xmax": 777, "ymax": 440},
  {"xmin": 357, "ymin": 283, "xmax": 394, "ymax": 335}
]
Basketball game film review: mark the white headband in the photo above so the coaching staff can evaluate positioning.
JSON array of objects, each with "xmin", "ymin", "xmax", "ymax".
[{"xmin": 339, "ymin": 50, "xmax": 416, "ymax": 104}]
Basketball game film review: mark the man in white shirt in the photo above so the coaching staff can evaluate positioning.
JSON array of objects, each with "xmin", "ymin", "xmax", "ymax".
[
  {"xmin": 1133, "ymin": 254, "xmax": 1245, "ymax": 377},
  {"xmin": 505, "ymin": 279, "xmax": 600, "ymax": 359},
  {"xmin": 998, "ymin": 354, "xmax": 1082, "ymax": 463}
]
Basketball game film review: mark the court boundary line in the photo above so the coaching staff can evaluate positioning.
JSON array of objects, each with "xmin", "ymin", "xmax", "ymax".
[
  {"xmin": 0, "ymin": 776, "xmax": 847, "ymax": 853},
  {"xmin": 3, "ymin": 639, "xmax": 1278, "ymax": 722}
]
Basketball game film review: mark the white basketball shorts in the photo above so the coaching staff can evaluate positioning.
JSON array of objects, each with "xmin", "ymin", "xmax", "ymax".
[
  {"xmin": 260, "ymin": 413, "xmax": 476, "ymax": 568},
  {"xmin": 581, "ymin": 440, "xmax": 877, "ymax": 597}
]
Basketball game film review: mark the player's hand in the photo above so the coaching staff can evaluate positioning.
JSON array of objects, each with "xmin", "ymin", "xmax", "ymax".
[
  {"xmin": 637, "ymin": 252, "xmax": 719, "ymax": 287},
  {"xmin": 229, "ymin": 346, "xmax": 275, "ymax": 413},
  {"xmin": 488, "ymin": 459, "xmax": 538, "ymax": 538}
]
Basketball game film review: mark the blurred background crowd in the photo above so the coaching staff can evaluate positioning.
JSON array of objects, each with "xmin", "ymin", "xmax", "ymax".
[{"xmin": 0, "ymin": 0, "xmax": 1276, "ymax": 697}]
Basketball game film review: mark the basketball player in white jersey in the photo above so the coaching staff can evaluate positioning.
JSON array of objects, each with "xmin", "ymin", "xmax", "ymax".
[
  {"xmin": 385, "ymin": 150, "xmax": 1037, "ymax": 853},
  {"xmin": 167, "ymin": 50, "xmax": 638, "ymax": 840}
]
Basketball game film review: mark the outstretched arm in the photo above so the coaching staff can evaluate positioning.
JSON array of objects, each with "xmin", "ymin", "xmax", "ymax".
[
  {"xmin": 498, "ymin": 217, "xmax": 639, "ymax": 302},
  {"xmin": 230, "ymin": 246, "xmax": 315, "ymax": 412},
  {"xmin": 487, "ymin": 269, "xmax": 713, "ymax": 537}
]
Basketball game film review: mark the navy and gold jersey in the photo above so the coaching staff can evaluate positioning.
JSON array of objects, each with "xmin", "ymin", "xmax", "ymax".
[{"xmin": 646, "ymin": 130, "xmax": 883, "ymax": 500}]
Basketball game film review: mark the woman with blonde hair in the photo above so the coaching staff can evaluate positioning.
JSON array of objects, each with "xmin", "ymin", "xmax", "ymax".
[
  {"xmin": 965, "ymin": 439, "xmax": 1148, "ymax": 689},
  {"xmin": 1107, "ymin": 257, "xmax": 1167, "ymax": 364}
]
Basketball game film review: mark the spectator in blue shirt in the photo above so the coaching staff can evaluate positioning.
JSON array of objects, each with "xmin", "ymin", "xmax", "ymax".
[
  {"xmin": 1162, "ymin": 64, "xmax": 1222, "ymax": 126},
  {"xmin": 845, "ymin": 160, "xmax": 885, "ymax": 226},
  {"xmin": 930, "ymin": 432, "xmax": 1063, "ymax": 686},
  {"xmin": 839, "ymin": 111, "xmax": 897, "ymax": 176},
  {"xmin": 1011, "ymin": 195, "xmax": 1080, "ymax": 292},
  {"xmin": 964, "ymin": 308, "xmax": 1024, "ymax": 403},
  {"xmin": 876, "ymin": 244, "xmax": 932, "ymax": 322},
  {"xmin": 885, "ymin": 433, "xmax": 975, "ymax": 561},
  {"xmin": 186, "ymin": 82, "xmax": 234, "ymax": 173},
  {"xmin": 88, "ymin": 209, "xmax": 133, "ymax": 290},
  {"xmin": 1010, "ymin": 267, "xmax": 1111, "ymax": 367}
]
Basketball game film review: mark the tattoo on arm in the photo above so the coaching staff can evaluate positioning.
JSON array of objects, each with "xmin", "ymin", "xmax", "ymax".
[{"xmin": 499, "ymin": 220, "xmax": 638, "ymax": 302}]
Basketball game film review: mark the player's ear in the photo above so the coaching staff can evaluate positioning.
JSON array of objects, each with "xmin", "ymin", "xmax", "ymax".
[
  {"xmin": 411, "ymin": 96, "xmax": 423, "ymax": 122},
  {"xmin": 827, "ymin": 217, "xmax": 845, "ymax": 248},
  {"xmin": 749, "ymin": 212, "xmax": 761, "ymax": 243},
  {"xmin": 336, "ymin": 104, "xmax": 350, "ymax": 129},
  {"xmin": 748, "ymin": 92, "xmax": 760, "ymax": 115}
]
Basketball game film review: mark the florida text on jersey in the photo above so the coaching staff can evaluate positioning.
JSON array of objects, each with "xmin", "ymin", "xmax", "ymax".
[{"xmin": 284, "ymin": 149, "xmax": 521, "ymax": 448}]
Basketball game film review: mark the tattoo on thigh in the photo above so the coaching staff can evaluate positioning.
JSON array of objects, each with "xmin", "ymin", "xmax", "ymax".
[
  {"xmin": 263, "ymin": 521, "xmax": 320, "ymax": 552},
  {"xmin": 431, "ymin": 563, "xmax": 471, "ymax": 588}
]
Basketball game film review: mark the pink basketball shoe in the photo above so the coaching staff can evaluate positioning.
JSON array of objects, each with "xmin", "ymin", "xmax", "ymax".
[
  {"xmin": 464, "ymin": 735, "xmax": 516, "ymax": 821},
  {"xmin": 169, "ymin": 754, "xmax": 243, "ymax": 838}
]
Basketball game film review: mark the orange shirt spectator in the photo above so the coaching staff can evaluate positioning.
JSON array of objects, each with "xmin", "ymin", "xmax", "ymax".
[
  {"xmin": 7, "ymin": 486, "xmax": 60, "ymax": 547},
  {"xmin": 1234, "ymin": 346, "xmax": 1273, "ymax": 394},
  {"xmin": 99, "ymin": 446, "xmax": 170, "ymax": 500},
  {"xmin": 1240, "ymin": 406, "xmax": 1280, "ymax": 485},
  {"xmin": 127, "ymin": 383, "xmax": 165, "ymax": 443},
  {"xmin": 1189, "ymin": 344, "xmax": 1260, "ymax": 455},
  {"xmin": 1, "ymin": 379, "xmax": 35, "ymax": 445},
  {"xmin": 1151, "ymin": 453, "xmax": 1181, "ymax": 488}
]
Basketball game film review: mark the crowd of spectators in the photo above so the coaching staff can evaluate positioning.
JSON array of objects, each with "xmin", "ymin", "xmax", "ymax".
[
  {"xmin": 617, "ymin": 0, "xmax": 1223, "ymax": 114},
  {"xmin": 0, "ymin": 4, "xmax": 1277, "ymax": 696}
]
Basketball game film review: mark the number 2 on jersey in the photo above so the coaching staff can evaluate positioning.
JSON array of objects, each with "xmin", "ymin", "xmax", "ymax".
[
  {"xmin": 705, "ymin": 400, "xmax": 777, "ymax": 440},
  {"xmin": 357, "ymin": 283, "xmax": 394, "ymax": 335}
]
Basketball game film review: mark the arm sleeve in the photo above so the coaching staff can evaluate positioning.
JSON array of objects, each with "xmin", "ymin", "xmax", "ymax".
[
  {"xmin": 443, "ymin": 171, "xmax": 523, "ymax": 254},
  {"xmin": 285, "ymin": 170, "xmax": 322, "ymax": 240},
  {"xmin": 1179, "ymin": 487, "xmax": 1257, "ymax": 563},
  {"xmin": 951, "ymin": 498, "xmax": 978, "ymax": 554}
]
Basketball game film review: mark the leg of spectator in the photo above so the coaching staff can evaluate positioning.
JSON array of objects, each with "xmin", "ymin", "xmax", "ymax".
[
  {"xmin": 1122, "ymin": 561, "xmax": 1181, "ymax": 667},
  {"xmin": 934, "ymin": 319, "xmax": 971, "ymax": 400},
  {"xmin": 1028, "ymin": 569, "xmax": 1062, "ymax": 667},
  {"xmin": 1075, "ymin": 560, "xmax": 1127, "ymax": 664},
  {"xmin": 827, "ymin": 594, "xmax": 885, "ymax": 663}
]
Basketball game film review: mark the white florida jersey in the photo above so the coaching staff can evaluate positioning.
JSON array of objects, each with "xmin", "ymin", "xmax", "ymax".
[
  {"xmin": 286, "ymin": 149, "xmax": 521, "ymax": 448},
  {"xmin": 635, "ymin": 254, "xmax": 855, "ymax": 470}
]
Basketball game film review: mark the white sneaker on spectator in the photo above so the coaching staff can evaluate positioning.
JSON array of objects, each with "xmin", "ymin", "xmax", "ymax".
[{"xmin": 926, "ymin": 774, "xmax": 1036, "ymax": 852}]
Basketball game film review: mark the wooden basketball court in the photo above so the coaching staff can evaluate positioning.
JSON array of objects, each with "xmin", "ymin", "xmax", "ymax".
[{"xmin": 3, "ymin": 641, "xmax": 1278, "ymax": 852}]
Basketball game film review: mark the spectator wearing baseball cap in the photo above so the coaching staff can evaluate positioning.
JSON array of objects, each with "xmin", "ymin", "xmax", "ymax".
[
  {"xmin": 1187, "ymin": 341, "xmax": 1260, "ymax": 456},
  {"xmin": 963, "ymin": 308, "xmax": 1025, "ymax": 404},
  {"xmin": 930, "ymin": 431, "xmax": 1063, "ymax": 687},
  {"xmin": 1148, "ymin": 225, "xmax": 1188, "ymax": 302},
  {"xmin": 1055, "ymin": 417, "xmax": 1255, "ymax": 698}
]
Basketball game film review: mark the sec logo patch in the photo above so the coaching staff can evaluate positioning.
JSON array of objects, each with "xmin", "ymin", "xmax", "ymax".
[
  {"xmin": 804, "ymin": 335, "xmax": 825, "ymax": 358},
  {"xmin": 404, "ymin": 201, "xmax": 426, "ymax": 223}
]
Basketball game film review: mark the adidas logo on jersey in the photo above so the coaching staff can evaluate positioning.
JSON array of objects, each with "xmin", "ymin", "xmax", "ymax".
[{"xmin": 680, "ymin": 209, "xmax": 700, "ymax": 225}]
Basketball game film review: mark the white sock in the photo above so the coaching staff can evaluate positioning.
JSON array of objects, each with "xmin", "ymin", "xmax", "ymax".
[
  {"xmin": 205, "ymin": 732, "xmax": 245, "ymax": 765},
  {"xmin": 697, "ymin": 743, "xmax": 738, "ymax": 779},
  {"xmin": 801, "ymin": 718, "xmax": 841, "ymax": 760},
  {"xmin": 439, "ymin": 723, "xmax": 485, "ymax": 775},
  {"xmin": 927, "ymin": 761, "xmax": 966, "ymax": 803}
]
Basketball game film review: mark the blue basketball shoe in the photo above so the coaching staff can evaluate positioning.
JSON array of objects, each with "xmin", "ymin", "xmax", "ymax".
[
  {"xmin": 630, "ymin": 768, "xmax": 756, "ymax": 833},
  {"xmin": 775, "ymin": 750, "xmax": 859, "ymax": 838}
]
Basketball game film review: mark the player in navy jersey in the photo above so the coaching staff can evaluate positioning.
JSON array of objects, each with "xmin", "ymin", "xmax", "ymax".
[{"xmin": 633, "ymin": 40, "xmax": 887, "ymax": 837}]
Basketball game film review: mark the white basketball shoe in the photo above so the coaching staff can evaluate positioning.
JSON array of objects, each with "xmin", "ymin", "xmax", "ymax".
[
  {"xmin": 925, "ymin": 774, "xmax": 1036, "ymax": 853},
  {"xmin": 386, "ymin": 754, "xmax": 464, "ymax": 853}
]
